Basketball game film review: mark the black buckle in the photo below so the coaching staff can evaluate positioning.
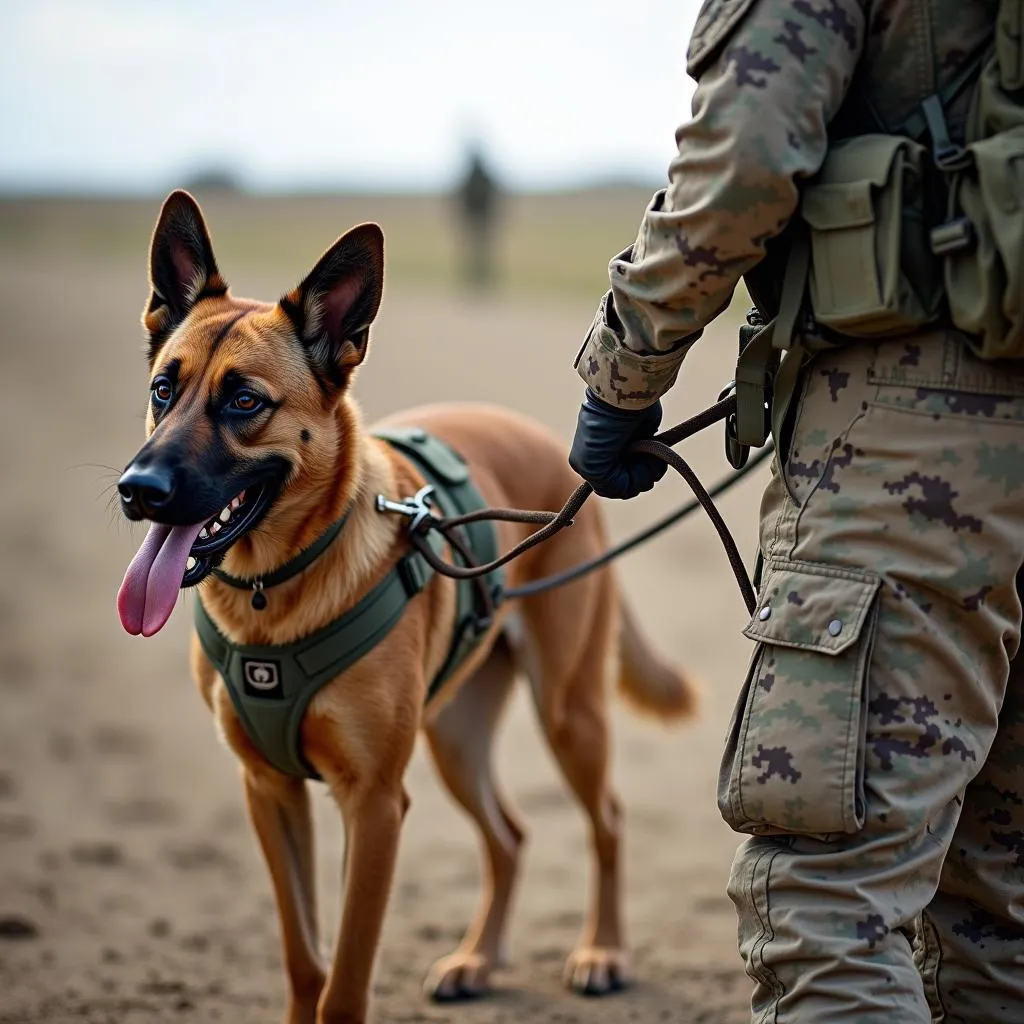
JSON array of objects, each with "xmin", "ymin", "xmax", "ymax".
[
  {"xmin": 718, "ymin": 379, "xmax": 750, "ymax": 470},
  {"xmin": 397, "ymin": 554, "xmax": 430, "ymax": 597},
  {"xmin": 934, "ymin": 140, "xmax": 974, "ymax": 175},
  {"xmin": 733, "ymin": 309, "xmax": 775, "ymax": 451}
]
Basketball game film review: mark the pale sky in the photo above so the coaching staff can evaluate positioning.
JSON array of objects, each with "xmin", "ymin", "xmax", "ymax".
[{"xmin": 0, "ymin": 0, "xmax": 703, "ymax": 193}]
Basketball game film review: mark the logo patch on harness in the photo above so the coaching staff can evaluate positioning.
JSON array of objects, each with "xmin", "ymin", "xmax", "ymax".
[{"xmin": 242, "ymin": 659, "xmax": 283, "ymax": 698}]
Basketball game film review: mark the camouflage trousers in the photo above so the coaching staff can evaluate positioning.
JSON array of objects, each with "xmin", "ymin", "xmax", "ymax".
[{"xmin": 720, "ymin": 331, "xmax": 1024, "ymax": 1023}]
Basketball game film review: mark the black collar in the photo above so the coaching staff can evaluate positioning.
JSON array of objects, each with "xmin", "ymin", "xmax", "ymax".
[{"xmin": 212, "ymin": 507, "xmax": 351, "ymax": 609}]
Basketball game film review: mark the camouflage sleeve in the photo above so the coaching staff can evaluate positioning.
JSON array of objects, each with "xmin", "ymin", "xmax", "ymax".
[{"xmin": 575, "ymin": 0, "xmax": 867, "ymax": 409}]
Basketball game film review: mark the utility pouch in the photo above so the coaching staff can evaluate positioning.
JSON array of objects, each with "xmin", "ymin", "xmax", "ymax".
[
  {"xmin": 800, "ymin": 134, "xmax": 942, "ymax": 338},
  {"xmin": 938, "ymin": 53, "xmax": 1024, "ymax": 360},
  {"xmin": 719, "ymin": 560, "xmax": 882, "ymax": 837}
]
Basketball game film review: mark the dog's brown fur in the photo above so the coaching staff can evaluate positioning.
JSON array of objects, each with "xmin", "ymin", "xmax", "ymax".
[{"xmin": 131, "ymin": 191, "xmax": 696, "ymax": 1024}]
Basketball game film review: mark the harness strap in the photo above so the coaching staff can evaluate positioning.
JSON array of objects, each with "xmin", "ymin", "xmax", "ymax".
[
  {"xmin": 195, "ymin": 542, "xmax": 438, "ymax": 779},
  {"xmin": 374, "ymin": 427, "xmax": 504, "ymax": 700}
]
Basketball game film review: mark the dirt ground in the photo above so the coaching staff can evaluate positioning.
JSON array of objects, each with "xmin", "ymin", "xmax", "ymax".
[{"xmin": 0, "ymin": 197, "xmax": 769, "ymax": 1023}]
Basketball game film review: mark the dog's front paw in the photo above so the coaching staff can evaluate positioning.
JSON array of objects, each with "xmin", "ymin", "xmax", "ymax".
[
  {"xmin": 423, "ymin": 950, "xmax": 493, "ymax": 1002},
  {"xmin": 563, "ymin": 946, "xmax": 631, "ymax": 996}
]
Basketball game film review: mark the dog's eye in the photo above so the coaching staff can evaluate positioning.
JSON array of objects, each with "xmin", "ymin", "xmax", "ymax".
[
  {"xmin": 151, "ymin": 377, "xmax": 173, "ymax": 405},
  {"xmin": 231, "ymin": 391, "xmax": 262, "ymax": 414}
]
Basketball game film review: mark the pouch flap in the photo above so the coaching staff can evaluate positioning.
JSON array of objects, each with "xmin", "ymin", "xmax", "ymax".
[
  {"xmin": 802, "ymin": 181, "xmax": 876, "ymax": 231},
  {"xmin": 743, "ymin": 560, "xmax": 881, "ymax": 655},
  {"xmin": 971, "ymin": 128, "xmax": 1024, "ymax": 214},
  {"xmin": 819, "ymin": 135, "xmax": 908, "ymax": 187}
]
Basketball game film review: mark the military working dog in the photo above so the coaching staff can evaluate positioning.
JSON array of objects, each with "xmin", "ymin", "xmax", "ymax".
[{"xmin": 116, "ymin": 190, "xmax": 695, "ymax": 1024}]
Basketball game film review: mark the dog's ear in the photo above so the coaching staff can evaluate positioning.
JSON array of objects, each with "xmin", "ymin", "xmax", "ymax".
[
  {"xmin": 142, "ymin": 190, "xmax": 226, "ymax": 360},
  {"xmin": 279, "ymin": 223, "xmax": 384, "ymax": 391}
]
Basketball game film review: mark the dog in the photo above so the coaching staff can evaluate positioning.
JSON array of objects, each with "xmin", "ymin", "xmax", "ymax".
[{"xmin": 116, "ymin": 190, "xmax": 696, "ymax": 1024}]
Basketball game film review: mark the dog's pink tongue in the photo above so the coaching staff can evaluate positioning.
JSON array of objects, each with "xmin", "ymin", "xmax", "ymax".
[{"xmin": 117, "ymin": 521, "xmax": 205, "ymax": 637}]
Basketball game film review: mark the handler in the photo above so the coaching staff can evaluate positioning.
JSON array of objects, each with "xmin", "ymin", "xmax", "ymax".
[{"xmin": 568, "ymin": 1, "xmax": 1024, "ymax": 1020}]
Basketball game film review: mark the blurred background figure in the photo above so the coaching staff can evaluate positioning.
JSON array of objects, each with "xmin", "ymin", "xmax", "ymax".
[{"xmin": 453, "ymin": 141, "xmax": 501, "ymax": 291}]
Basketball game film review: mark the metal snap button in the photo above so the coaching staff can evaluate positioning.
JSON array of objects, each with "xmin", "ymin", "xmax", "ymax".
[
  {"xmin": 758, "ymin": 606, "xmax": 771, "ymax": 621},
  {"xmin": 828, "ymin": 619, "xmax": 843, "ymax": 637}
]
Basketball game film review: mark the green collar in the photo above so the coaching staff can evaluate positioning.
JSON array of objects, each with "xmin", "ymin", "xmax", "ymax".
[{"xmin": 212, "ymin": 507, "xmax": 352, "ymax": 609}]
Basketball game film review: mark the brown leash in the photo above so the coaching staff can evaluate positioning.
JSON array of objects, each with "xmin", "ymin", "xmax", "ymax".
[{"xmin": 382, "ymin": 394, "xmax": 766, "ymax": 616}]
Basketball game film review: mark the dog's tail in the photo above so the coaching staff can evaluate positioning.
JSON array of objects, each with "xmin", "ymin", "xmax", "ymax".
[{"xmin": 617, "ymin": 599, "xmax": 698, "ymax": 722}]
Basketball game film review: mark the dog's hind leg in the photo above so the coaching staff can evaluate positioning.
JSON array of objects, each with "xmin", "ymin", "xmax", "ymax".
[
  {"xmin": 519, "ymin": 573, "xmax": 630, "ymax": 996},
  {"xmin": 243, "ymin": 771, "xmax": 325, "ymax": 1024},
  {"xmin": 421, "ymin": 636, "xmax": 526, "ymax": 1001}
]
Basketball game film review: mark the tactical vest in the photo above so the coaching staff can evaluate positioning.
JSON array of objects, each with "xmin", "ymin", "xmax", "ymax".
[
  {"xmin": 734, "ymin": 0, "xmax": 1024, "ymax": 451},
  {"xmin": 793, "ymin": 0, "xmax": 1023, "ymax": 358}
]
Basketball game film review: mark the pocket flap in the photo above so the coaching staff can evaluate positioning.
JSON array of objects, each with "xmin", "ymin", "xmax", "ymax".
[
  {"xmin": 820, "ymin": 134, "xmax": 908, "ymax": 187},
  {"xmin": 802, "ymin": 181, "xmax": 876, "ymax": 231},
  {"xmin": 743, "ymin": 560, "xmax": 881, "ymax": 655}
]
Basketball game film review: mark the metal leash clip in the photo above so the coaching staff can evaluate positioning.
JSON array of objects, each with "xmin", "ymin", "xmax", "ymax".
[{"xmin": 375, "ymin": 484, "xmax": 439, "ymax": 533}]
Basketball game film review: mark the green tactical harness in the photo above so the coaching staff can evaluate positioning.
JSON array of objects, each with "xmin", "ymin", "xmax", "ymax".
[
  {"xmin": 733, "ymin": 0, "xmax": 1024, "ymax": 462},
  {"xmin": 193, "ymin": 427, "xmax": 504, "ymax": 780}
]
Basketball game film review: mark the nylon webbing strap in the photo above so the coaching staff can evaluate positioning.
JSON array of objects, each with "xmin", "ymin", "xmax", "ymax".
[
  {"xmin": 374, "ymin": 428, "xmax": 504, "ymax": 702},
  {"xmin": 194, "ymin": 545, "xmax": 437, "ymax": 779},
  {"xmin": 734, "ymin": 225, "xmax": 810, "ymax": 449},
  {"xmin": 899, "ymin": 51, "xmax": 989, "ymax": 144},
  {"xmin": 773, "ymin": 228, "xmax": 810, "ymax": 354}
]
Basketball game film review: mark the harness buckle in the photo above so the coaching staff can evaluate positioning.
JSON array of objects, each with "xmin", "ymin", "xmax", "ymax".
[
  {"xmin": 375, "ymin": 484, "xmax": 438, "ymax": 534},
  {"xmin": 396, "ymin": 554, "xmax": 431, "ymax": 597},
  {"xmin": 730, "ymin": 307, "xmax": 772, "ymax": 457},
  {"xmin": 718, "ymin": 379, "xmax": 750, "ymax": 471},
  {"xmin": 930, "ymin": 217, "xmax": 976, "ymax": 257}
]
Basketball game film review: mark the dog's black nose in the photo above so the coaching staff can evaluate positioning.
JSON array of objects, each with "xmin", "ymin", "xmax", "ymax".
[{"xmin": 118, "ymin": 464, "xmax": 175, "ymax": 518}]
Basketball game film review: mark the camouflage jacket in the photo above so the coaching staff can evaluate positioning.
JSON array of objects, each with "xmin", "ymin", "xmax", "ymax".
[{"xmin": 575, "ymin": 0, "xmax": 998, "ymax": 410}]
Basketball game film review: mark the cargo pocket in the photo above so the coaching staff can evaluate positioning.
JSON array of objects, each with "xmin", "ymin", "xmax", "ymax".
[
  {"xmin": 718, "ymin": 559, "xmax": 881, "ymax": 837},
  {"xmin": 801, "ymin": 134, "xmax": 940, "ymax": 338}
]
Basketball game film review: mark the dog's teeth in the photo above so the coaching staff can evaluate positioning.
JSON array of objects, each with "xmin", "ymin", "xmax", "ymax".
[
  {"xmin": 219, "ymin": 507, "xmax": 231, "ymax": 522},
  {"xmin": 238, "ymin": 490, "xmax": 245, "ymax": 503},
  {"xmin": 210, "ymin": 521, "xmax": 222, "ymax": 535},
  {"xmin": 199, "ymin": 528, "xmax": 209, "ymax": 540},
  {"xmin": 231, "ymin": 497, "xmax": 241, "ymax": 510},
  {"xmin": 186, "ymin": 556, "xmax": 196, "ymax": 571}
]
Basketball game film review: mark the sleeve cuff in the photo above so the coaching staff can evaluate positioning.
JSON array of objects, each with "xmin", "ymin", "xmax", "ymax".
[{"xmin": 573, "ymin": 293, "xmax": 688, "ymax": 410}]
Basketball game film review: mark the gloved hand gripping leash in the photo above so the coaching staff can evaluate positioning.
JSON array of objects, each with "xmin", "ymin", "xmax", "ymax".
[{"xmin": 376, "ymin": 393, "xmax": 773, "ymax": 617}]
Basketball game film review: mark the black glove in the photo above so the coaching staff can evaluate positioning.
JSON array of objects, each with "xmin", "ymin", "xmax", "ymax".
[{"xmin": 569, "ymin": 388, "xmax": 668, "ymax": 499}]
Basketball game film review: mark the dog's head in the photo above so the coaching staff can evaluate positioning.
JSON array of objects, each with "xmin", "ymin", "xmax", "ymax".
[{"xmin": 117, "ymin": 190, "xmax": 384, "ymax": 637}]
